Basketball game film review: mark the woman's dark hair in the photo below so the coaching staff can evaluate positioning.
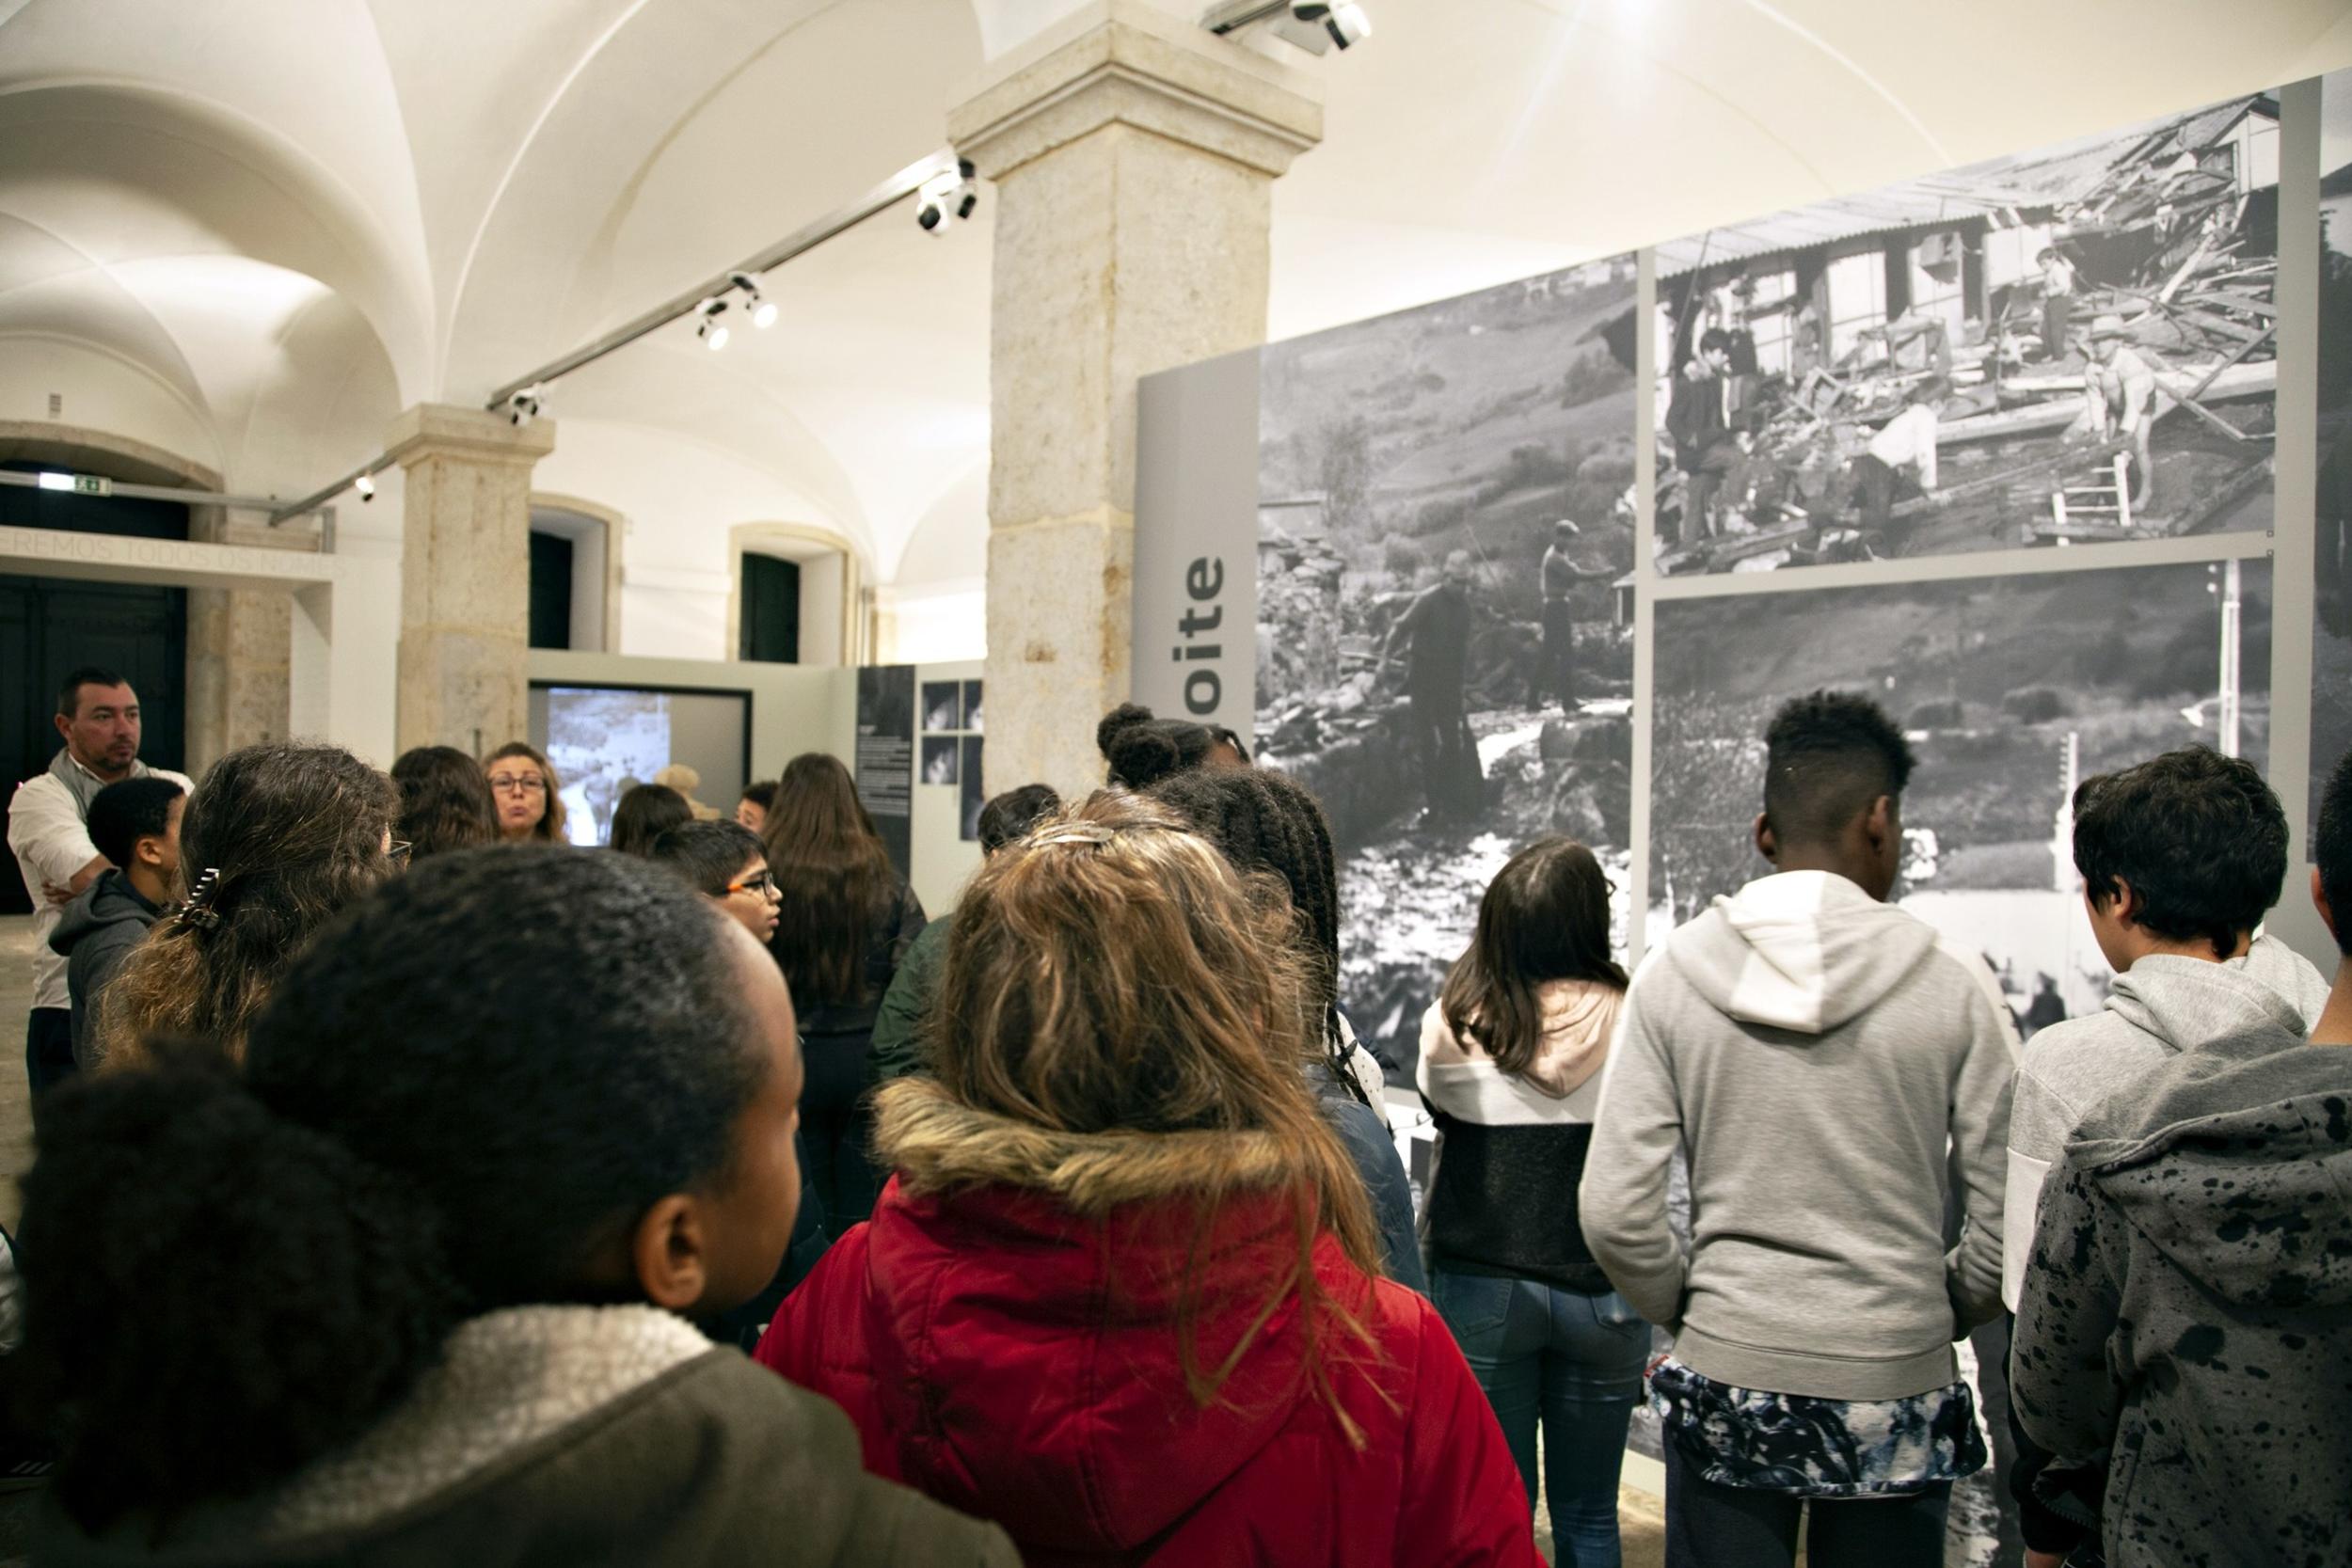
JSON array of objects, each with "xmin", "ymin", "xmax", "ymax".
[
  {"xmin": 1097, "ymin": 703, "xmax": 1215, "ymax": 789},
  {"xmin": 97, "ymin": 742, "xmax": 398, "ymax": 1067},
  {"xmin": 15, "ymin": 848, "xmax": 771, "ymax": 1532},
  {"xmin": 609, "ymin": 783, "xmax": 691, "ymax": 857},
  {"xmin": 1439, "ymin": 838, "xmax": 1626, "ymax": 1077},
  {"xmin": 1149, "ymin": 768, "xmax": 1343, "ymax": 1052},
  {"xmin": 485, "ymin": 741, "xmax": 566, "ymax": 843},
  {"xmin": 762, "ymin": 752, "xmax": 895, "ymax": 1006},
  {"xmin": 649, "ymin": 819, "xmax": 765, "ymax": 897},
  {"xmin": 390, "ymin": 746, "xmax": 499, "ymax": 862}
]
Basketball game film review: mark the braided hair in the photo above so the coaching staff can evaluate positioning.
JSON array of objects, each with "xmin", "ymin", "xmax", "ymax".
[{"xmin": 1147, "ymin": 768, "xmax": 1348, "ymax": 1075}]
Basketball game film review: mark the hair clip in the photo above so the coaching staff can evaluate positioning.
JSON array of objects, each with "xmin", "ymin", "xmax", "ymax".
[
  {"xmin": 177, "ymin": 867, "xmax": 223, "ymax": 931},
  {"xmin": 1028, "ymin": 822, "xmax": 1116, "ymax": 849}
]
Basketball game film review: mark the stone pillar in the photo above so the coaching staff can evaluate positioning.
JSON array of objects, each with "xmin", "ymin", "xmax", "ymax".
[
  {"xmin": 185, "ymin": 506, "xmax": 301, "ymax": 774},
  {"xmin": 951, "ymin": 1, "xmax": 1319, "ymax": 798},
  {"xmin": 384, "ymin": 404, "xmax": 555, "ymax": 755}
]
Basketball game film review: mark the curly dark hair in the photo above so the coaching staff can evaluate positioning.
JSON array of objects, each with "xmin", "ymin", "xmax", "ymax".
[
  {"xmin": 2074, "ymin": 747, "xmax": 2291, "ymax": 959},
  {"xmin": 14, "ymin": 848, "xmax": 772, "ymax": 1531},
  {"xmin": 609, "ymin": 784, "xmax": 691, "ymax": 857},
  {"xmin": 1761, "ymin": 690, "xmax": 1916, "ymax": 847},
  {"xmin": 390, "ymin": 746, "xmax": 499, "ymax": 862},
  {"xmin": 2319, "ymin": 746, "xmax": 2352, "ymax": 958},
  {"xmin": 97, "ymin": 742, "xmax": 398, "ymax": 1067},
  {"xmin": 1097, "ymin": 703, "xmax": 1215, "ymax": 789},
  {"xmin": 1149, "ymin": 768, "xmax": 1344, "ymax": 1049}
]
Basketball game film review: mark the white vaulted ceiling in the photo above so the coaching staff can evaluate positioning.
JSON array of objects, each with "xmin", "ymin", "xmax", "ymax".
[{"xmin": 0, "ymin": 0, "xmax": 2345, "ymax": 643}]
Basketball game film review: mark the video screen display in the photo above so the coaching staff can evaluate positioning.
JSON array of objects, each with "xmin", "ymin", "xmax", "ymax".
[{"xmin": 528, "ymin": 684, "xmax": 751, "ymax": 847}]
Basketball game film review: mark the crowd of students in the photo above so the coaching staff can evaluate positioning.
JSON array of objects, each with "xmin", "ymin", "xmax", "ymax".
[{"xmin": 4, "ymin": 663, "xmax": 2348, "ymax": 1568}]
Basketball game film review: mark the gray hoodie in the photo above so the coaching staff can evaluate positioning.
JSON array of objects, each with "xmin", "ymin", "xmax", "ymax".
[
  {"xmin": 2001, "ymin": 933, "xmax": 2331, "ymax": 1309},
  {"xmin": 2010, "ymin": 1025, "xmax": 2352, "ymax": 1568},
  {"xmin": 47, "ymin": 868, "xmax": 163, "ymax": 1071},
  {"xmin": 1581, "ymin": 870, "xmax": 2019, "ymax": 1401}
]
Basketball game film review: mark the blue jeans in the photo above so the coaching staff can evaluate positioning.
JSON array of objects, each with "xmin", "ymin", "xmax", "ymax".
[{"xmin": 1432, "ymin": 1271, "xmax": 1648, "ymax": 1568}]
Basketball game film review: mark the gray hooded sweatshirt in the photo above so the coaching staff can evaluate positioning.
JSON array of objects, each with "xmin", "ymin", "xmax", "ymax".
[
  {"xmin": 1581, "ymin": 870, "xmax": 2019, "ymax": 1401},
  {"xmin": 2002, "ymin": 933, "xmax": 2331, "ymax": 1309},
  {"xmin": 2010, "ymin": 1025, "xmax": 2352, "ymax": 1568}
]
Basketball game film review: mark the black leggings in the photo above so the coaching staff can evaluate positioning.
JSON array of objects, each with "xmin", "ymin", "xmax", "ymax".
[
  {"xmin": 1664, "ymin": 1440, "xmax": 1951, "ymax": 1568},
  {"xmin": 799, "ymin": 1031, "xmax": 882, "ymax": 1229}
]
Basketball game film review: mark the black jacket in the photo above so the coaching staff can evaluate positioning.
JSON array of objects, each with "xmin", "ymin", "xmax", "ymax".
[
  {"xmin": 2011, "ymin": 1023, "xmax": 2352, "ymax": 1568},
  {"xmin": 1664, "ymin": 364, "xmax": 1732, "ymax": 472}
]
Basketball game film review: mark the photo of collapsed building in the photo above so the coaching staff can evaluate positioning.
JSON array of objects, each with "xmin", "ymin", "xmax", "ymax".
[
  {"xmin": 2314, "ymin": 66, "xmax": 2351, "ymax": 826},
  {"xmin": 1253, "ymin": 257, "xmax": 1638, "ymax": 1082},
  {"xmin": 1656, "ymin": 89, "xmax": 2281, "ymax": 575}
]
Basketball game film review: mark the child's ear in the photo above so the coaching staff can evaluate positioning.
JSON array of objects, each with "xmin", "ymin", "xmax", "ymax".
[
  {"xmin": 1753, "ymin": 813, "xmax": 1777, "ymax": 865},
  {"xmin": 629, "ymin": 1195, "xmax": 709, "ymax": 1312},
  {"xmin": 135, "ymin": 834, "xmax": 164, "ymax": 870}
]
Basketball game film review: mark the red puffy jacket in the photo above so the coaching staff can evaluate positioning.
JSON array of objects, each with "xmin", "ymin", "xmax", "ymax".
[{"xmin": 756, "ymin": 1082, "xmax": 1540, "ymax": 1568}]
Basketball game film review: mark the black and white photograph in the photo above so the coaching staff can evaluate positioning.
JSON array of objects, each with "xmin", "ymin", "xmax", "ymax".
[
  {"xmin": 959, "ymin": 736, "xmax": 985, "ymax": 843},
  {"xmin": 2315, "ymin": 66, "xmax": 2352, "ymax": 820},
  {"xmin": 540, "ymin": 687, "xmax": 678, "ymax": 847},
  {"xmin": 1651, "ymin": 561, "xmax": 2272, "ymax": 1015},
  {"xmin": 921, "ymin": 736, "xmax": 959, "ymax": 786},
  {"xmin": 921, "ymin": 680, "xmax": 961, "ymax": 733},
  {"xmin": 1254, "ymin": 256, "xmax": 1640, "ymax": 1082},
  {"xmin": 961, "ymin": 678, "xmax": 984, "ymax": 734},
  {"xmin": 1644, "ymin": 558, "xmax": 2271, "ymax": 1565},
  {"xmin": 1656, "ymin": 90, "xmax": 2281, "ymax": 575}
]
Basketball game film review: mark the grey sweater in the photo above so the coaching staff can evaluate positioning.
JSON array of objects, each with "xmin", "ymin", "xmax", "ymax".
[
  {"xmin": 2001, "ymin": 933, "xmax": 2331, "ymax": 1308},
  {"xmin": 2011, "ymin": 1025, "xmax": 2352, "ymax": 1568},
  {"xmin": 1581, "ymin": 870, "xmax": 2018, "ymax": 1401}
]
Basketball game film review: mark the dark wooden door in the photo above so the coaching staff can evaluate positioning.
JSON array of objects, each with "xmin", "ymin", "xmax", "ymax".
[{"xmin": 1, "ymin": 463, "xmax": 189, "ymax": 916}]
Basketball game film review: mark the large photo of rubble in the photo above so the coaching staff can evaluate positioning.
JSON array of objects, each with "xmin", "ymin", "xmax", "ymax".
[
  {"xmin": 1655, "ymin": 90, "xmax": 2282, "ymax": 575},
  {"xmin": 1254, "ymin": 257, "xmax": 1639, "ymax": 1083},
  {"xmin": 2315, "ymin": 67, "xmax": 2352, "ymax": 821}
]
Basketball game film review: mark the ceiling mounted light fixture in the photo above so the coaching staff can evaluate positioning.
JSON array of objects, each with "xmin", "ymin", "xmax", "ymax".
[
  {"xmin": 354, "ymin": 472, "xmax": 375, "ymax": 500},
  {"xmin": 696, "ymin": 296, "xmax": 731, "ymax": 351},
  {"xmin": 1201, "ymin": 0, "xmax": 1370, "ymax": 52},
  {"xmin": 916, "ymin": 160, "xmax": 980, "ymax": 234},
  {"xmin": 730, "ymin": 272, "xmax": 779, "ymax": 329}
]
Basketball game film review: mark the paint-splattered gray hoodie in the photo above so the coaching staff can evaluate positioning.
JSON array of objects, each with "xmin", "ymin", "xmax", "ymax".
[
  {"xmin": 2002, "ymin": 934, "xmax": 2331, "ymax": 1309},
  {"xmin": 2010, "ymin": 1025, "xmax": 2352, "ymax": 1568},
  {"xmin": 1581, "ymin": 870, "xmax": 2019, "ymax": 1402}
]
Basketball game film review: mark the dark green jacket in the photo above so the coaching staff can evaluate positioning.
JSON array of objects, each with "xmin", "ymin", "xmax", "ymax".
[
  {"xmin": 868, "ymin": 918, "xmax": 950, "ymax": 1085},
  {"xmin": 36, "ymin": 1306, "xmax": 1014, "ymax": 1568}
]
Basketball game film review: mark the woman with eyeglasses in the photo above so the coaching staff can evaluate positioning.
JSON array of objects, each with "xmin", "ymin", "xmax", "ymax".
[
  {"xmin": 1417, "ymin": 837, "xmax": 1643, "ymax": 1568},
  {"xmin": 485, "ymin": 742, "xmax": 566, "ymax": 845},
  {"xmin": 94, "ymin": 741, "xmax": 402, "ymax": 1069}
]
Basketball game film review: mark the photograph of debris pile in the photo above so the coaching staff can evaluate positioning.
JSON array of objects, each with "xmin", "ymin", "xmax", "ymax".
[
  {"xmin": 1253, "ymin": 256, "xmax": 1638, "ymax": 1083},
  {"xmin": 1654, "ymin": 88, "xmax": 2281, "ymax": 575},
  {"xmin": 2315, "ymin": 67, "xmax": 2351, "ymax": 826}
]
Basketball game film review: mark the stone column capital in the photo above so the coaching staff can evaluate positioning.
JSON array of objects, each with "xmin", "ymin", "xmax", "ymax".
[
  {"xmin": 383, "ymin": 403, "xmax": 556, "ymax": 469},
  {"xmin": 948, "ymin": 0, "xmax": 1323, "ymax": 182}
]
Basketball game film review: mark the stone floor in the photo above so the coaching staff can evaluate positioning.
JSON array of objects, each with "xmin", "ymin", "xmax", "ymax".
[{"xmin": 0, "ymin": 914, "xmax": 1688, "ymax": 1565}]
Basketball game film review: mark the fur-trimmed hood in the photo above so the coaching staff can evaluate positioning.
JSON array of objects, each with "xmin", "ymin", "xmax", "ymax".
[
  {"xmin": 800, "ymin": 1076, "xmax": 1390, "ymax": 1558},
  {"xmin": 872, "ymin": 1073, "xmax": 1308, "ymax": 1215}
]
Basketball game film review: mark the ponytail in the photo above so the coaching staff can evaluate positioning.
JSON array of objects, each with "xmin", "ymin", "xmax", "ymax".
[{"xmin": 13, "ymin": 1044, "xmax": 459, "ymax": 1531}]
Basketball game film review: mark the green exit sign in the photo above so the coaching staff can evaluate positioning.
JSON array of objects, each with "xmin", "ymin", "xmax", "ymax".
[{"xmin": 72, "ymin": 474, "xmax": 112, "ymax": 497}]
